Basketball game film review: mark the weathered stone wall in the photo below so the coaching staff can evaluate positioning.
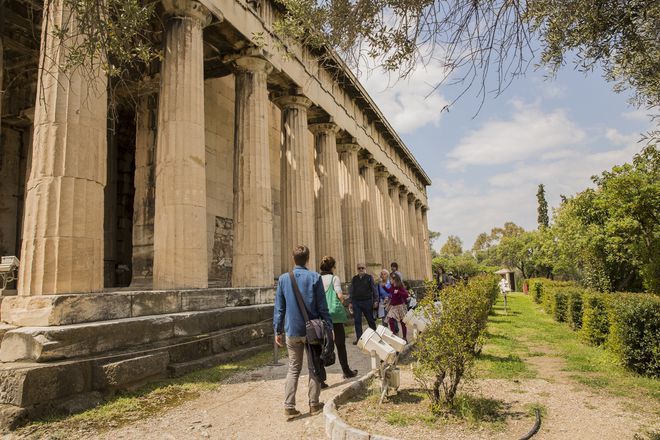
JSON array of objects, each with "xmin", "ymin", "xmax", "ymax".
[{"xmin": 0, "ymin": 127, "xmax": 22, "ymax": 256}]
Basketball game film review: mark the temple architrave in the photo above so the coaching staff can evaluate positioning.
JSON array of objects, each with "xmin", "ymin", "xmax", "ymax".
[{"xmin": 0, "ymin": 0, "xmax": 432, "ymax": 422}]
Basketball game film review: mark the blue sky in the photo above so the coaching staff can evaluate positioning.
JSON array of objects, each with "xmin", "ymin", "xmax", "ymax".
[{"xmin": 360, "ymin": 59, "xmax": 655, "ymax": 252}]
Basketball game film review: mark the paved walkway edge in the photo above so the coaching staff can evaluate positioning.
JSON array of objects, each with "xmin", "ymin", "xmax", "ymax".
[{"xmin": 324, "ymin": 344, "xmax": 414, "ymax": 440}]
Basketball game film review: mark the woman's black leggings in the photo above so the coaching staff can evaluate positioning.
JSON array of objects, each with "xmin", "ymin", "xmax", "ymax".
[{"xmin": 333, "ymin": 323, "xmax": 352, "ymax": 374}]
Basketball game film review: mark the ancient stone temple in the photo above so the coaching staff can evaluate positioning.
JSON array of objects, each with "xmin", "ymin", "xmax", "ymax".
[{"xmin": 0, "ymin": 0, "xmax": 432, "ymax": 423}]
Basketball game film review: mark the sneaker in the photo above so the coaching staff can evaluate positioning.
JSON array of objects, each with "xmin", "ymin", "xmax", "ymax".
[
  {"xmin": 284, "ymin": 408, "xmax": 301, "ymax": 420},
  {"xmin": 309, "ymin": 402, "xmax": 324, "ymax": 415},
  {"xmin": 320, "ymin": 381, "xmax": 329, "ymax": 389},
  {"xmin": 343, "ymin": 369, "xmax": 358, "ymax": 379}
]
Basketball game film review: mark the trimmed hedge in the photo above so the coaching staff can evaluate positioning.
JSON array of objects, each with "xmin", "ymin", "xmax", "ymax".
[
  {"xmin": 581, "ymin": 292, "xmax": 611, "ymax": 346},
  {"xmin": 529, "ymin": 278, "xmax": 658, "ymax": 378},
  {"xmin": 608, "ymin": 293, "xmax": 660, "ymax": 377}
]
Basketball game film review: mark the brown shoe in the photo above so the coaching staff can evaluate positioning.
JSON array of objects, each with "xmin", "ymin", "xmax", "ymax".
[
  {"xmin": 284, "ymin": 408, "xmax": 301, "ymax": 420},
  {"xmin": 309, "ymin": 402, "xmax": 324, "ymax": 415}
]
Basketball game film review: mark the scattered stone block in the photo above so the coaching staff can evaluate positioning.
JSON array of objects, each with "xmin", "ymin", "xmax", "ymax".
[{"xmin": 93, "ymin": 352, "xmax": 169, "ymax": 389}]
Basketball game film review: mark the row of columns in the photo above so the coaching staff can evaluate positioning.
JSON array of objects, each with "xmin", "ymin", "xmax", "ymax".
[{"xmin": 16, "ymin": 0, "xmax": 431, "ymax": 296}]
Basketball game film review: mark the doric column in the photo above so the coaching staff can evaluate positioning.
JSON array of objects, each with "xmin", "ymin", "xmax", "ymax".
[
  {"xmin": 338, "ymin": 143, "xmax": 365, "ymax": 279},
  {"xmin": 311, "ymin": 122, "xmax": 345, "ymax": 280},
  {"xmin": 421, "ymin": 205, "xmax": 433, "ymax": 280},
  {"xmin": 232, "ymin": 51, "xmax": 275, "ymax": 287},
  {"xmin": 397, "ymin": 186, "xmax": 410, "ymax": 279},
  {"xmin": 359, "ymin": 157, "xmax": 382, "ymax": 276},
  {"xmin": 131, "ymin": 94, "xmax": 158, "ymax": 287},
  {"xmin": 407, "ymin": 194, "xmax": 421, "ymax": 280},
  {"xmin": 153, "ymin": 0, "xmax": 211, "ymax": 289},
  {"xmin": 275, "ymin": 94, "xmax": 315, "ymax": 271},
  {"xmin": 375, "ymin": 167, "xmax": 392, "ymax": 272},
  {"xmin": 388, "ymin": 181, "xmax": 401, "ymax": 271},
  {"xmin": 18, "ymin": 0, "xmax": 107, "ymax": 295},
  {"xmin": 415, "ymin": 201, "xmax": 427, "ymax": 280}
]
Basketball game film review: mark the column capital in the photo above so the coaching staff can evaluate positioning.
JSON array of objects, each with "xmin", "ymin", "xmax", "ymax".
[
  {"xmin": 398, "ymin": 185, "xmax": 409, "ymax": 195},
  {"xmin": 162, "ymin": 0, "xmax": 213, "ymax": 26},
  {"xmin": 415, "ymin": 199, "xmax": 423, "ymax": 208},
  {"xmin": 375, "ymin": 165, "xmax": 389, "ymax": 179},
  {"xmin": 274, "ymin": 94, "xmax": 312, "ymax": 110},
  {"xmin": 309, "ymin": 122, "xmax": 339, "ymax": 135},
  {"xmin": 358, "ymin": 157, "xmax": 376, "ymax": 169},
  {"xmin": 234, "ymin": 49, "xmax": 273, "ymax": 74},
  {"xmin": 407, "ymin": 192, "xmax": 416, "ymax": 203},
  {"xmin": 337, "ymin": 143, "xmax": 360, "ymax": 154}
]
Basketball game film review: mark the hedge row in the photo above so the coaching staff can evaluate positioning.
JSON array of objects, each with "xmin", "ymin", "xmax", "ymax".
[{"xmin": 528, "ymin": 278, "xmax": 660, "ymax": 377}]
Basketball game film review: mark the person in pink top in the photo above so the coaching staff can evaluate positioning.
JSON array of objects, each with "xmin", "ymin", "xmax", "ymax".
[{"xmin": 384, "ymin": 272, "xmax": 409, "ymax": 340}]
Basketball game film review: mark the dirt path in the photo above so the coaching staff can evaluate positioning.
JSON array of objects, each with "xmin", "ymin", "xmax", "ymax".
[{"xmin": 84, "ymin": 339, "xmax": 372, "ymax": 440}]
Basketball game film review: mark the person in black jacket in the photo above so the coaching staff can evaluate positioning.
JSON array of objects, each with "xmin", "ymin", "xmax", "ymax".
[{"xmin": 348, "ymin": 263, "xmax": 378, "ymax": 344}]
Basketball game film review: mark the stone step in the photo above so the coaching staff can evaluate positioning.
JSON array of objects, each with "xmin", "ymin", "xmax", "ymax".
[
  {"xmin": 0, "ymin": 320, "xmax": 274, "ymax": 409},
  {"xmin": 0, "ymin": 304, "xmax": 274, "ymax": 362},
  {"xmin": 168, "ymin": 343, "xmax": 271, "ymax": 377},
  {"xmin": 1, "ymin": 286, "xmax": 275, "ymax": 327}
]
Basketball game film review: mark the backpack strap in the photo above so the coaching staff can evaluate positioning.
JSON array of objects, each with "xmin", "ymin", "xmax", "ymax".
[{"xmin": 289, "ymin": 271, "xmax": 310, "ymax": 323}]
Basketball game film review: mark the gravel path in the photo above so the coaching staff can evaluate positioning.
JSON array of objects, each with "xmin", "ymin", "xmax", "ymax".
[{"xmin": 89, "ymin": 337, "xmax": 372, "ymax": 440}]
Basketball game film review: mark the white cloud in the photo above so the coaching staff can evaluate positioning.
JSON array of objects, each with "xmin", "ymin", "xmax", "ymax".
[
  {"xmin": 427, "ymin": 129, "xmax": 644, "ymax": 247},
  {"xmin": 446, "ymin": 101, "xmax": 586, "ymax": 169},
  {"xmin": 621, "ymin": 109, "xmax": 655, "ymax": 123},
  {"xmin": 359, "ymin": 59, "xmax": 450, "ymax": 134}
]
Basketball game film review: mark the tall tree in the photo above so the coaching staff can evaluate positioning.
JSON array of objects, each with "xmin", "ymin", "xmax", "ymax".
[
  {"xmin": 537, "ymin": 184, "xmax": 549, "ymax": 228},
  {"xmin": 440, "ymin": 235, "xmax": 463, "ymax": 256},
  {"xmin": 429, "ymin": 230, "xmax": 442, "ymax": 258},
  {"xmin": 276, "ymin": 0, "xmax": 660, "ymax": 111}
]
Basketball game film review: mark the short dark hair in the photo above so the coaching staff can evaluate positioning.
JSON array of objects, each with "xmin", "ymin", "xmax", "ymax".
[
  {"xmin": 293, "ymin": 245, "xmax": 310, "ymax": 266},
  {"xmin": 319, "ymin": 256, "xmax": 336, "ymax": 272},
  {"xmin": 390, "ymin": 262, "xmax": 398, "ymax": 270},
  {"xmin": 390, "ymin": 271, "xmax": 402, "ymax": 286}
]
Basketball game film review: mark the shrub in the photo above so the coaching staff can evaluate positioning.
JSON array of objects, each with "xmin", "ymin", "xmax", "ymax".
[
  {"xmin": 608, "ymin": 293, "xmax": 660, "ymax": 377},
  {"xmin": 553, "ymin": 290, "xmax": 568, "ymax": 322},
  {"xmin": 581, "ymin": 292, "xmax": 611, "ymax": 346},
  {"xmin": 532, "ymin": 281, "xmax": 543, "ymax": 304},
  {"xmin": 567, "ymin": 289, "xmax": 584, "ymax": 329},
  {"xmin": 414, "ymin": 274, "xmax": 499, "ymax": 410}
]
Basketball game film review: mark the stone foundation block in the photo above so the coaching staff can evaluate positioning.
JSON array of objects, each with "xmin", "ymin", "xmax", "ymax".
[
  {"xmin": 167, "ymin": 344, "xmax": 269, "ymax": 377},
  {"xmin": 167, "ymin": 338, "xmax": 213, "ymax": 364},
  {"xmin": 93, "ymin": 352, "xmax": 169, "ymax": 389},
  {"xmin": 0, "ymin": 316, "xmax": 175, "ymax": 362},
  {"xmin": 180, "ymin": 289, "xmax": 227, "ymax": 311},
  {"xmin": 0, "ymin": 361, "xmax": 92, "ymax": 407},
  {"xmin": 131, "ymin": 290, "xmax": 181, "ymax": 317},
  {"xmin": 1, "ymin": 293, "xmax": 132, "ymax": 326}
]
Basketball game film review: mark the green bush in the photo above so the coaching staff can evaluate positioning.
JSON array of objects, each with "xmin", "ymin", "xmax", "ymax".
[
  {"xmin": 532, "ymin": 281, "xmax": 543, "ymax": 304},
  {"xmin": 567, "ymin": 289, "xmax": 584, "ymax": 330},
  {"xmin": 553, "ymin": 291, "xmax": 568, "ymax": 322},
  {"xmin": 581, "ymin": 292, "xmax": 611, "ymax": 346},
  {"xmin": 414, "ymin": 274, "xmax": 499, "ymax": 409},
  {"xmin": 608, "ymin": 293, "xmax": 660, "ymax": 377}
]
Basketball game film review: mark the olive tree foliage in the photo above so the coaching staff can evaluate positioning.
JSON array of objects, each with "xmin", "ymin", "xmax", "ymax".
[
  {"xmin": 275, "ymin": 0, "xmax": 659, "ymax": 113},
  {"xmin": 414, "ymin": 275, "xmax": 499, "ymax": 410},
  {"xmin": 42, "ymin": 0, "xmax": 160, "ymax": 103}
]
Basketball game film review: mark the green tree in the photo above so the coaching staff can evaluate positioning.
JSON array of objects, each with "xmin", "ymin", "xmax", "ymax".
[
  {"xmin": 275, "ymin": 0, "xmax": 660, "ymax": 110},
  {"xmin": 440, "ymin": 235, "xmax": 463, "ymax": 256},
  {"xmin": 537, "ymin": 183, "xmax": 549, "ymax": 228},
  {"xmin": 429, "ymin": 230, "xmax": 442, "ymax": 258}
]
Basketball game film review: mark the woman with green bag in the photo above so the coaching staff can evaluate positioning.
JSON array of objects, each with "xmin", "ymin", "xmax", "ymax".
[{"xmin": 320, "ymin": 256, "xmax": 358, "ymax": 381}]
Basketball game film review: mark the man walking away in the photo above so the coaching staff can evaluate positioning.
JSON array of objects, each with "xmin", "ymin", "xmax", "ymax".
[
  {"xmin": 274, "ymin": 245, "xmax": 332, "ymax": 420},
  {"xmin": 349, "ymin": 263, "xmax": 378, "ymax": 344}
]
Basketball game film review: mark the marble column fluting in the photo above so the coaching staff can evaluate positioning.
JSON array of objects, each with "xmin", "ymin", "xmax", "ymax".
[
  {"xmin": 18, "ymin": 0, "xmax": 107, "ymax": 295},
  {"xmin": 311, "ymin": 122, "xmax": 345, "ymax": 280},
  {"xmin": 153, "ymin": 0, "xmax": 211, "ymax": 289},
  {"xmin": 388, "ymin": 182, "xmax": 402, "ymax": 270},
  {"xmin": 338, "ymin": 143, "xmax": 365, "ymax": 279},
  {"xmin": 276, "ymin": 94, "xmax": 315, "ymax": 271},
  {"xmin": 359, "ymin": 158, "xmax": 382, "ymax": 276},
  {"xmin": 375, "ymin": 167, "xmax": 392, "ymax": 272},
  {"xmin": 397, "ymin": 186, "xmax": 410, "ymax": 279},
  {"xmin": 415, "ymin": 201, "xmax": 426, "ymax": 280},
  {"xmin": 131, "ymin": 94, "xmax": 158, "ymax": 287},
  {"xmin": 407, "ymin": 194, "xmax": 420, "ymax": 279},
  {"xmin": 232, "ymin": 53, "xmax": 275, "ymax": 287},
  {"xmin": 421, "ymin": 206, "xmax": 433, "ymax": 280}
]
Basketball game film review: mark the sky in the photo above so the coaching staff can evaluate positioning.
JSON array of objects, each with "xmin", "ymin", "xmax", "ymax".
[{"xmin": 358, "ymin": 55, "xmax": 655, "ymax": 252}]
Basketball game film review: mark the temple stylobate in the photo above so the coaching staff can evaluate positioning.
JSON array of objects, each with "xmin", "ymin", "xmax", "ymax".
[{"xmin": 0, "ymin": 0, "xmax": 432, "ymax": 423}]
